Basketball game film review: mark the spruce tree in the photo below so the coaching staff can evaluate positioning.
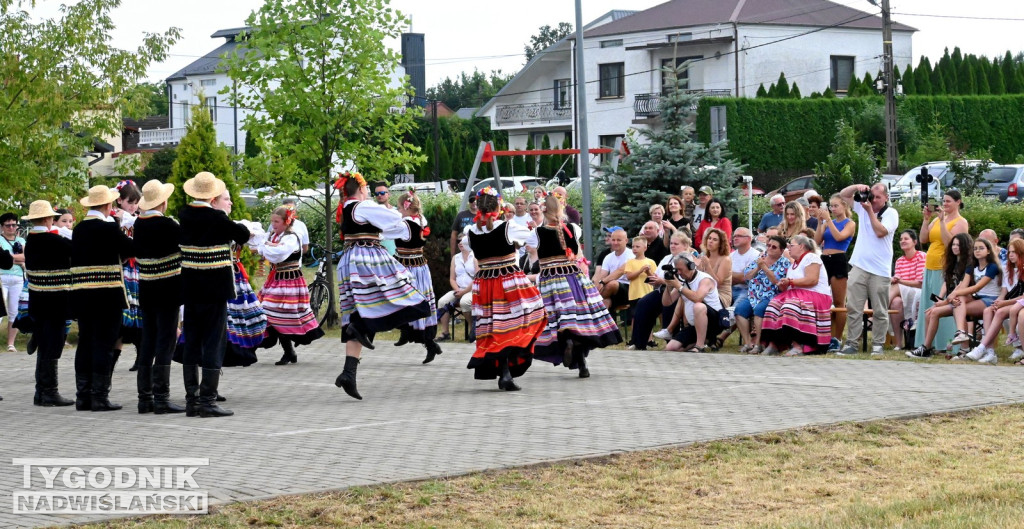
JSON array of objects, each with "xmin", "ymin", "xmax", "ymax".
[
  {"xmin": 168, "ymin": 102, "xmax": 246, "ymax": 219},
  {"xmin": 756, "ymin": 83, "xmax": 768, "ymax": 98},
  {"xmin": 775, "ymin": 72, "xmax": 790, "ymax": 98},
  {"xmin": 601, "ymin": 66, "xmax": 743, "ymax": 238}
]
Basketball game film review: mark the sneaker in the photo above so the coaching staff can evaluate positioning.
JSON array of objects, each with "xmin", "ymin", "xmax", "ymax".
[
  {"xmin": 827, "ymin": 337, "xmax": 842, "ymax": 352},
  {"xmin": 906, "ymin": 346, "xmax": 933, "ymax": 358},
  {"xmin": 1010, "ymin": 347, "xmax": 1024, "ymax": 362},
  {"xmin": 950, "ymin": 330, "xmax": 970, "ymax": 344},
  {"xmin": 871, "ymin": 346, "xmax": 884, "ymax": 356},
  {"xmin": 761, "ymin": 344, "xmax": 780, "ymax": 356},
  {"xmin": 653, "ymin": 329, "xmax": 673, "ymax": 341},
  {"xmin": 835, "ymin": 345, "xmax": 859, "ymax": 356},
  {"xmin": 784, "ymin": 346, "xmax": 803, "ymax": 357},
  {"xmin": 1005, "ymin": 333, "xmax": 1019, "ymax": 346},
  {"xmin": 627, "ymin": 344, "xmax": 638, "ymax": 351},
  {"xmin": 739, "ymin": 344, "xmax": 753, "ymax": 353},
  {"xmin": 979, "ymin": 349, "xmax": 998, "ymax": 365},
  {"xmin": 966, "ymin": 345, "xmax": 987, "ymax": 361}
]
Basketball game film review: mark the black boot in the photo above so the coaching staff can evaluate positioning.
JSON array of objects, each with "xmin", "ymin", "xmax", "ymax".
[
  {"xmin": 90, "ymin": 357, "xmax": 122, "ymax": 412},
  {"xmin": 38, "ymin": 360, "xmax": 73, "ymax": 406},
  {"xmin": 152, "ymin": 365, "xmax": 185, "ymax": 414},
  {"xmin": 33, "ymin": 357, "xmax": 43, "ymax": 405},
  {"xmin": 128, "ymin": 355, "xmax": 139, "ymax": 372},
  {"xmin": 345, "ymin": 324, "xmax": 374, "ymax": 349},
  {"xmin": 334, "ymin": 356, "xmax": 362, "ymax": 400},
  {"xmin": 75, "ymin": 372, "xmax": 91, "ymax": 411},
  {"xmin": 561, "ymin": 336, "xmax": 575, "ymax": 368},
  {"xmin": 422, "ymin": 340, "xmax": 442, "ymax": 364},
  {"xmin": 275, "ymin": 339, "xmax": 297, "ymax": 365},
  {"xmin": 498, "ymin": 357, "xmax": 520, "ymax": 391},
  {"xmin": 574, "ymin": 346, "xmax": 590, "ymax": 379},
  {"xmin": 216, "ymin": 392, "xmax": 226, "ymax": 402},
  {"xmin": 394, "ymin": 325, "xmax": 411, "ymax": 347},
  {"xmin": 136, "ymin": 363, "xmax": 154, "ymax": 414},
  {"xmin": 26, "ymin": 334, "xmax": 37, "ymax": 355},
  {"xmin": 183, "ymin": 364, "xmax": 200, "ymax": 417},
  {"xmin": 197, "ymin": 368, "xmax": 233, "ymax": 417}
]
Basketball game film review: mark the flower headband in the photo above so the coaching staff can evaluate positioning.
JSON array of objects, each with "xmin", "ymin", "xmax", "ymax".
[
  {"xmin": 334, "ymin": 171, "xmax": 367, "ymax": 222},
  {"xmin": 115, "ymin": 180, "xmax": 133, "ymax": 192},
  {"xmin": 282, "ymin": 207, "xmax": 297, "ymax": 227},
  {"xmin": 476, "ymin": 186, "xmax": 501, "ymax": 199}
]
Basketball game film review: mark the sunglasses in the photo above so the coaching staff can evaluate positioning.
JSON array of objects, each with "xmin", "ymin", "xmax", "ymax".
[
  {"xmin": 375, "ymin": 191, "xmax": 389, "ymax": 196},
  {"xmin": 2, "ymin": 223, "xmax": 17, "ymax": 228}
]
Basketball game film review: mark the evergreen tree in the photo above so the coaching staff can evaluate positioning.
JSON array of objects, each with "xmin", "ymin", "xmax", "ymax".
[
  {"xmin": 437, "ymin": 140, "xmax": 451, "ymax": 181},
  {"xmin": 561, "ymin": 135, "xmax": 575, "ymax": 179},
  {"xmin": 790, "ymin": 82, "xmax": 801, "ymax": 99},
  {"xmin": 539, "ymin": 134, "xmax": 552, "ymax": 177},
  {"xmin": 775, "ymin": 72, "xmax": 790, "ymax": 98},
  {"xmin": 823, "ymin": 86, "xmax": 836, "ymax": 98},
  {"xmin": 902, "ymin": 63, "xmax": 916, "ymax": 95},
  {"xmin": 958, "ymin": 60, "xmax": 976, "ymax": 94},
  {"xmin": 420, "ymin": 136, "xmax": 434, "ymax": 180},
  {"xmin": 939, "ymin": 50, "xmax": 958, "ymax": 94},
  {"xmin": 916, "ymin": 57, "xmax": 933, "ymax": 95},
  {"xmin": 1002, "ymin": 52, "xmax": 1020, "ymax": 93},
  {"xmin": 809, "ymin": 91, "xmax": 822, "ymax": 99},
  {"xmin": 930, "ymin": 63, "xmax": 946, "ymax": 95},
  {"xmin": 168, "ymin": 102, "xmax": 246, "ymax": 219},
  {"xmin": 756, "ymin": 83, "xmax": 768, "ymax": 98},
  {"xmin": 989, "ymin": 58, "xmax": 1006, "ymax": 94},
  {"xmin": 975, "ymin": 58, "xmax": 991, "ymax": 95},
  {"xmin": 139, "ymin": 147, "xmax": 177, "ymax": 183},
  {"xmin": 524, "ymin": 136, "xmax": 536, "ymax": 176},
  {"xmin": 846, "ymin": 73, "xmax": 861, "ymax": 96},
  {"xmin": 601, "ymin": 65, "xmax": 743, "ymax": 237},
  {"xmin": 813, "ymin": 120, "xmax": 878, "ymax": 198},
  {"xmin": 767, "ymin": 82, "xmax": 778, "ymax": 98},
  {"xmin": 951, "ymin": 47, "xmax": 963, "ymax": 71},
  {"xmin": 859, "ymin": 71, "xmax": 876, "ymax": 96},
  {"xmin": 512, "ymin": 148, "xmax": 526, "ymax": 176}
]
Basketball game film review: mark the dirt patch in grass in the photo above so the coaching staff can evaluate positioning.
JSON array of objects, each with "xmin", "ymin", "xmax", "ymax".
[{"xmin": 75, "ymin": 405, "xmax": 1024, "ymax": 528}]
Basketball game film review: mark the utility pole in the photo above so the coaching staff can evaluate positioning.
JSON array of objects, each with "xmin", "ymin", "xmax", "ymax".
[
  {"xmin": 574, "ymin": 0, "xmax": 594, "ymax": 263},
  {"xmin": 876, "ymin": 0, "xmax": 899, "ymax": 173}
]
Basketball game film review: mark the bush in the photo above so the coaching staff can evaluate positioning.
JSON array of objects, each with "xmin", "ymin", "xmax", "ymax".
[{"xmin": 891, "ymin": 196, "xmax": 1024, "ymax": 254}]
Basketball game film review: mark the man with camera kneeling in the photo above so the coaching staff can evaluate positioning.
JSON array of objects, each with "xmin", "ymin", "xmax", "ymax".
[
  {"xmin": 836, "ymin": 183, "xmax": 900, "ymax": 355},
  {"xmin": 664, "ymin": 253, "xmax": 724, "ymax": 353}
]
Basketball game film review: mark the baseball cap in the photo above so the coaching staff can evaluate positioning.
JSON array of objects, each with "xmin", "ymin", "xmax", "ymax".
[
  {"xmin": 697, "ymin": 185, "xmax": 713, "ymax": 195},
  {"xmin": 602, "ymin": 226, "xmax": 624, "ymax": 234}
]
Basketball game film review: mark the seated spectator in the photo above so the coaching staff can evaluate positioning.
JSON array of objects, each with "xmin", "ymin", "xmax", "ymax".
[
  {"xmin": 519, "ymin": 245, "xmax": 541, "ymax": 285},
  {"xmin": 759, "ymin": 194, "xmax": 785, "ymax": 234},
  {"xmin": 663, "ymin": 195, "xmax": 691, "ymax": 241},
  {"xmin": 632, "ymin": 232, "xmax": 691, "ymax": 350},
  {"xmin": 777, "ymin": 201, "xmax": 806, "ymax": 241},
  {"xmin": 694, "ymin": 198, "xmax": 732, "ymax": 250},
  {"xmin": 949, "ymin": 237, "xmax": 1002, "ymax": 350},
  {"xmin": 909, "ymin": 233, "xmax": 975, "ymax": 358},
  {"xmin": 729, "ymin": 228, "xmax": 761, "ymax": 310},
  {"xmin": 437, "ymin": 235, "xmax": 476, "ymax": 341},
  {"xmin": 664, "ymin": 253, "xmax": 724, "ymax": 353},
  {"xmin": 805, "ymin": 194, "xmax": 823, "ymax": 231},
  {"xmin": 760, "ymin": 235, "xmax": 832, "ymax": 356},
  {"xmin": 967, "ymin": 239, "xmax": 1024, "ymax": 363},
  {"xmin": 593, "ymin": 228, "xmax": 634, "ymax": 309},
  {"xmin": 736, "ymin": 235, "xmax": 790, "ymax": 353},
  {"xmin": 698, "ymin": 227, "xmax": 733, "ymax": 307},
  {"xmin": 888, "ymin": 229, "xmax": 925, "ymax": 350},
  {"xmin": 979, "ymin": 229, "xmax": 1004, "ymax": 268},
  {"xmin": 641, "ymin": 220, "xmax": 669, "ymax": 264}
]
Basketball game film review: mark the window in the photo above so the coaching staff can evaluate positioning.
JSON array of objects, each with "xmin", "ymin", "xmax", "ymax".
[
  {"xmin": 661, "ymin": 56, "xmax": 701, "ymax": 94},
  {"xmin": 200, "ymin": 79, "xmax": 216, "ymax": 87},
  {"xmin": 830, "ymin": 56, "xmax": 855, "ymax": 92},
  {"xmin": 180, "ymin": 102, "xmax": 189, "ymax": 125},
  {"xmin": 600, "ymin": 39, "xmax": 623, "ymax": 48},
  {"xmin": 205, "ymin": 96, "xmax": 217, "ymax": 122},
  {"xmin": 553, "ymin": 78, "xmax": 571, "ymax": 109},
  {"xmin": 598, "ymin": 134, "xmax": 621, "ymax": 165},
  {"xmin": 667, "ymin": 33, "xmax": 692, "ymax": 43},
  {"xmin": 598, "ymin": 63, "xmax": 624, "ymax": 98}
]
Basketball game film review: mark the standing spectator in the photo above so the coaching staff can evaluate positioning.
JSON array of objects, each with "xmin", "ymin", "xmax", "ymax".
[
  {"xmin": 0, "ymin": 212, "xmax": 25, "ymax": 352},
  {"xmin": 692, "ymin": 186, "xmax": 713, "ymax": 231},
  {"xmin": 510, "ymin": 196, "xmax": 531, "ymax": 227},
  {"xmin": 649, "ymin": 204, "xmax": 666, "ymax": 233},
  {"xmin": 680, "ymin": 186, "xmax": 696, "ymax": 225},
  {"xmin": 593, "ymin": 228, "xmax": 635, "ymax": 309},
  {"xmin": 837, "ymin": 183, "xmax": 899, "ymax": 356},
  {"xmin": 528, "ymin": 201, "xmax": 544, "ymax": 230},
  {"xmin": 777, "ymin": 201, "xmax": 807, "ymax": 241},
  {"xmin": 889, "ymin": 230, "xmax": 926, "ymax": 350},
  {"xmin": 760, "ymin": 235, "xmax": 832, "ymax": 356},
  {"xmin": 758, "ymin": 195, "xmax": 785, "ymax": 233},
  {"xmin": 804, "ymin": 194, "xmax": 824, "ymax": 231},
  {"xmin": 729, "ymin": 228, "xmax": 761, "ymax": 312},
  {"xmin": 449, "ymin": 195, "xmax": 477, "ymax": 257},
  {"xmin": 533, "ymin": 185, "xmax": 548, "ymax": 203},
  {"xmin": 914, "ymin": 190, "xmax": 968, "ymax": 350},
  {"xmin": 694, "ymin": 198, "xmax": 732, "ymax": 250},
  {"xmin": 814, "ymin": 194, "xmax": 856, "ymax": 349},
  {"xmin": 281, "ymin": 197, "xmax": 310, "ymax": 254},
  {"xmin": 909, "ymin": 233, "xmax": 974, "ymax": 359},
  {"xmin": 664, "ymin": 253, "xmax": 724, "ymax": 353},
  {"xmin": 601, "ymin": 236, "xmax": 655, "ymax": 309},
  {"xmin": 553, "ymin": 186, "xmax": 580, "ymax": 224},
  {"xmin": 371, "ymin": 182, "xmax": 397, "ymax": 255},
  {"xmin": 641, "ymin": 221, "xmax": 669, "ymax": 264},
  {"xmin": 736, "ymin": 235, "xmax": 790, "ymax": 353}
]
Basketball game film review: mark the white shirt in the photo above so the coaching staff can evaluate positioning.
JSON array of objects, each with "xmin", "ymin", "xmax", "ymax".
[
  {"xmin": 849, "ymin": 201, "xmax": 899, "ymax": 277},
  {"xmin": 463, "ymin": 219, "xmax": 531, "ymax": 250},
  {"xmin": 258, "ymin": 232, "xmax": 301, "ymax": 264},
  {"xmin": 348, "ymin": 199, "xmax": 410, "ymax": 241},
  {"xmin": 511, "ymin": 213, "xmax": 531, "ymax": 227},
  {"xmin": 291, "ymin": 218, "xmax": 310, "ymax": 246},
  {"xmin": 602, "ymin": 248, "xmax": 636, "ymax": 285},
  {"xmin": 681, "ymin": 270, "xmax": 723, "ymax": 323},
  {"xmin": 730, "ymin": 247, "xmax": 761, "ymax": 288},
  {"xmin": 453, "ymin": 251, "xmax": 476, "ymax": 289},
  {"xmin": 790, "ymin": 252, "xmax": 831, "ymax": 296}
]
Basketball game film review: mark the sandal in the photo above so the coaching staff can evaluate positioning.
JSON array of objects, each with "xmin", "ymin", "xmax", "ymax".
[
  {"xmin": 1016, "ymin": 358, "xmax": 1024, "ymax": 366},
  {"xmin": 683, "ymin": 345, "xmax": 710, "ymax": 353},
  {"xmin": 710, "ymin": 337, "xmax": 724, "ymax": 351},
  {"xmin": 6, "ymin": 345, "xmax": 14, "ymax": 353}
]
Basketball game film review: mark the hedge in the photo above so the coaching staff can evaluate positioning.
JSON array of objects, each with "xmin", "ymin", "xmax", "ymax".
[{"xmin": 696, "ymin": 95, "xmax": 1024, "ymax": 172}]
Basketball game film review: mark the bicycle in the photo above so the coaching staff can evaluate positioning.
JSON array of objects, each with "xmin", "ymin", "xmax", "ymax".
[{"xmin": 308, "ymin": 245, "xmax": 343, "ymax": 327}]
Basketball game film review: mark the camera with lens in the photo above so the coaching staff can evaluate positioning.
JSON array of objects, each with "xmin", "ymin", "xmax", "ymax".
[
  {"xmin": 853, "ymin": 190, "xmax": 874, "ymax": 203},
  {"xmin": 662, "ymin": 263, "xmax": 676, "ymax": 280}
]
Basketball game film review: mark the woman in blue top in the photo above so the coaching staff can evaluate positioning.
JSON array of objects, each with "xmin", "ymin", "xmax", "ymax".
[
  {"xmin": 735, "ymin": 235, "xmax": 791, "ymax": 354},
  {"xmin": 814, "ymin": 194, "xmax": 856, "ymax": 345}
]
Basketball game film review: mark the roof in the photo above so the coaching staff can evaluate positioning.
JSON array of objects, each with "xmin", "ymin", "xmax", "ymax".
[
  {"xmin": 123, "ymin": 116, "xmax": 169, "ymax": 130},
  {"xmin": 454, "ymin": 107, "xmax": 478, "ymax": 119},
  {"xmin": 583, "ymin": 9, "xmax": 640, "ymax": 30},
  {"xmin": 166, "ymin": 27, "xmax": 256, "ymax": 81},
  {"xmin": 584, "ymin": 0, "xmax": 915, "ymax": 38}
]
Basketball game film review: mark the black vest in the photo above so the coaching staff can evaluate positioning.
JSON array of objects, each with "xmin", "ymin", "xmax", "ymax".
[
  {"xmin": 24, "ymin": 231, "xmax": 72, "ymax": 320},
  {"xmin": 134, "ymin": 213, "xmax": 183, "ymax": 308},
  {"xmin": 535, "ymin": 224, "xmax": 579, "ymax": 260},
  {"xmin": 468, "ymin": 222, "xmax": 516, "ymax": 261},
  {"xmin": 341, "ymin": 201, "xmax": 382, "ymax": 241}
]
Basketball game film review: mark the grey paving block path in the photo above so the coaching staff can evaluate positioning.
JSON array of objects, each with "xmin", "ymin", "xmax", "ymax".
[{"xmin": 2, "ymin": 342, "xmax": 1023, "ymax": 528}]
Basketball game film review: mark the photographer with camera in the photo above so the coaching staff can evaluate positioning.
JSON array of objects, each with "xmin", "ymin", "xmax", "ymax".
[
  {"xmin": 912, "ymin": 189, "xmax": 967, "ymax": 351},
  {"xmin": 836, "ymin": 183, "xmax": 900, "ymax": 355},
  {"xmin": 0, "ymin": 212, "xmax": 26, "ymax": 353},
  {"xmin": 663, "ymin": 253, "xmax": 724, "ymax": 353}
]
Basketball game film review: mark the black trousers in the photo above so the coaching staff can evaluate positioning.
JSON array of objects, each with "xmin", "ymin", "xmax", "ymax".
[
  {"xmin": 183, "ymin": 302, "xmax": 227, "ymax": 370},
  {"xmin": 35, "ymin": 316, "xmax": 67, "ymax": 362},
  {"xmin": 139, "ymin": 304, "xmax": 179, "ymax": 367},
  {"xmin": 74, "ymin": 308, "xmax": 123, "ymax": 379}
]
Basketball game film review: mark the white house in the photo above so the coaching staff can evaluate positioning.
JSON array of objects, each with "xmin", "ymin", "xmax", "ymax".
[{"xmin": 477, "ymin": 0, "xmax": 914, "ymax": 161}]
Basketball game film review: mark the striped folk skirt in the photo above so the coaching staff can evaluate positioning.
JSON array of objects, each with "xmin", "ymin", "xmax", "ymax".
[
  {"xmin": 468, "ymin": 262, "xmax": 546, "ymax": 380},
  {"xmin": 533, "ymin": 263, "xmax": 621, "ymax": 367},
  {"xmin": 120, "ymin": 259, "xmax": 142, "ymax": 344},
  {"xmin": 336, "ymin": 241, "xmax": 430, "ymax": 333},
  {"xmin": 228, "ymin": 264, "xmax": 267, "ymax": 349},
  {"xmin": 760, "ymin": 288, "xmax": 832, "ymax": 353},
  {"xmin": 258, "ymin": 267, "xmax": 324, "ymax": 346},
  {"xmin": 402, "ymin": 259, "xmax": 438, "ymax": 342}
]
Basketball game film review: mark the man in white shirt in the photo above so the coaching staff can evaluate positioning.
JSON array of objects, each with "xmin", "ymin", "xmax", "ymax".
[
  {"xmin": 729, "ymin": 227, "xmax": 761, "ymax": 308},
  {"xmin": 592, "ymin": 228, "xmax": 634, "ymax": 309},
  {"xmin": 281, "ymin": 197, "xmax": 310, "ymax": 254},
  {"xmin": 510, "ymin": 196, "xmax": 531, "ymax": 227},
  {"xmin": 837, "ymin": 183, "xmax": 900, "ymax": 355}
]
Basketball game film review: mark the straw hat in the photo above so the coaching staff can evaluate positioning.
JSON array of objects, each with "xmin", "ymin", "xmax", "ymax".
[
  {"xmin": 138, "ymin": 179, "xmax": 176, "ymax": 210},
  {"xmin": 183, "ymin": 171, "xmax": 226, "ymax": 200},
  {"xmin": 79, "ymin": 185, "xmax": 120, "ymax": 208},
  {"xmin": 21, "ymin": 200, "xmax": 60, "ymax": 221}
]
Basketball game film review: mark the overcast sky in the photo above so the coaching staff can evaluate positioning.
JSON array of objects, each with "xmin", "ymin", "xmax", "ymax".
[{"xmin": 25, "ymin": 0, "xmax": 1023, "ymax": 88}]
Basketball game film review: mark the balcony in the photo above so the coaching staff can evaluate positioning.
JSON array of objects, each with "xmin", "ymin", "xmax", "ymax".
[
  {"xmin": 138, "ymin": 127, "xmax": 186, "ymax": 146},
  {"xmin": 495, "ymin": 102, "xmax": 572, "ymax": 125},
  {"xmin": 634, "ymin": 90, "xmax": 732, "ymax": 118}
]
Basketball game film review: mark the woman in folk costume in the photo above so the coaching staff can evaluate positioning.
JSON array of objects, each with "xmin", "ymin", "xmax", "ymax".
[
  {"xmin": 526, "ymin": 194, "xmax": 621, "ymax": 378},
  {"xmin": 463, "ymin": 187, "xmax": 546, "ymax": 391},
  {"xmin": 257, "ymin": 206, "xmax": 324, "ymax": 364},
  {"xmin": 392, "ymin": 190, "xmax": 443, "ymax": 364},
  {"xmin": 113, "ymin": 180, "xmax": 144, "ymax": 371},
  {"xmin": 334, "ymin": 172, "xmax": 430, "ymax": 400}
]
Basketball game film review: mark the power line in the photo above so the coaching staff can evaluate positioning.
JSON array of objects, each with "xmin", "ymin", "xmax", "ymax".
[{"xmin": 894, "ymin": 12, "xmax": 1024, "ymax": 22}]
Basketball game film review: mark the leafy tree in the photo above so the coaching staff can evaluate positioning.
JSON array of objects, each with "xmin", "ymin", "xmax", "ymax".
[
  {"xmin": 167, "ymin": 101, "xmax": 245, "ymax": 219},
  {"xmin": 756, "ymin": 83, "xmax": 768, "ymax": 98},
  {"xmin": 949, "ymin": 146, "xmax": 994, "ymax": 196},
  {"xmin": 426, "ymin": 69, "xmax": 514, "ymax": 110},
  {"xmin": 139, "ymin": 147, "xmax": 177, "ymax": 183},
  {"xmin": 602, "ymin": 65, "xmax": 744, "ymax": 237},
  {"xmin": 524, "ymin": 22, "xmax": 573, "ymax": 62},
  {"xmin": 813, "ymin": 120, "xmax": 878, "ymax": 198},
  {"xmin": 0, "ymin": 0, "xmax": 179, "ymax": 208},
  {"xmin": 135, "ymin": 81, "xmax": 170, "ymax": 116},
  {"xmin": 224, "ymin": 0, "xmax": 423, "ymax": 326},
  {"xmin": 774, "ymin": 72, "xmax": 790, "ymax": 98}
]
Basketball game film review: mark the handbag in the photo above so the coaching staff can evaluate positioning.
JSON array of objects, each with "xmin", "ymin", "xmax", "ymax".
[{"xmin": 717, "ymin": 307, "xmax": 731, "ymax": 328}]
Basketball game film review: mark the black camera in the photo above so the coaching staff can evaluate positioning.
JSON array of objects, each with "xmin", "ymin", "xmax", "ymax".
[
  {"xmin": 662, "ymin": 263, "xmax": 676, "ymax": 280},
  {"xmin": 853, "ymin": 190, "xmax": 874, "ymax": 203},
  {"xmin": 11, "ymin": 241, "xmax": 23, "ymax": 254}
]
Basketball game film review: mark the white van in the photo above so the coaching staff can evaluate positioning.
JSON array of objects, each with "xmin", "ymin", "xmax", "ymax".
[{"xmin": 389, "ymin": 180, "xmax": 456, "ymax": 195}]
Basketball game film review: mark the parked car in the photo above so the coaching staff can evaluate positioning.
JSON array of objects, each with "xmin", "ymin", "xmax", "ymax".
[
  {"xmin": 888, "ymin": 160, "xmax": 997, "ymax": 203},
  {"xmin": 390, "ymin": 179, "xmax": 457, "ymax": 195},
  {"xmin": 767, "ymin": 175, "xmax": 816, "ymax": 202},
  {"xmin": 979, "ymin": 165, "xmax": 1024, "ymax": 203},
  {"xmin": 735, "ymin": 175, "xmax": 764, "ymax": 197},
  {"xmin": 470, "ymin": 176, "xmax": 543, "ymax": 195}
]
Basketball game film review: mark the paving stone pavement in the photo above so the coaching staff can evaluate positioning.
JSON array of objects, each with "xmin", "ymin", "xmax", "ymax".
[{"xmin": 2, "ymin": 341, "xmax": 1024, "ymax": 528}]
